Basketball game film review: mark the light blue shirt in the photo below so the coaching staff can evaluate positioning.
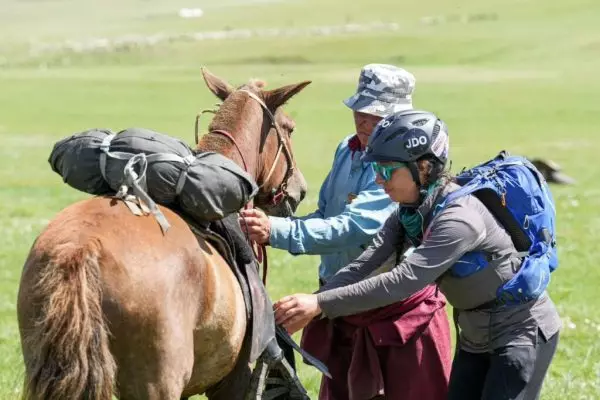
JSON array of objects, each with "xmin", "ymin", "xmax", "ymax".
[{"xmin": 269, "ymin": 134, "xmax": 397, "ymax": 282}]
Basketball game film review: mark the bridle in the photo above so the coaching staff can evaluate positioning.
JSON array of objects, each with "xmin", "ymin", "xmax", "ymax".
[
  {"xmin": 195, "ymin": 88, "xmax": 298, "ymax": 285},
  {"xmin": 195, "ymin": 89, "xmax": 295, "ymax": 207}
]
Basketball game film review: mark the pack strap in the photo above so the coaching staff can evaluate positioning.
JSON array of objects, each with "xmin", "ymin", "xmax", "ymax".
[
  {"xmin": 486, "ymin": 248, "xmax": 530, "ymax": 269},
  {"xmin": 98, "ymin": 133, "xmax": 202, "ymax": 234},
  {"xmin": 174, "ymin": 154, "xmax": 196, "ymax": 196},
  {"xmin": 119, "ymin": 154, "xmax": 171, "ymax": 234},
  {"xmin": 275, "ymin": 325, "xmax": 331, "ymax": 378},
  {"xmin": 99, "ymin": 133, "xmax": 116, "ymax": 182}
]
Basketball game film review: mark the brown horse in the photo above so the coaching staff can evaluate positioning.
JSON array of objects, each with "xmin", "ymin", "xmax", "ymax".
[{"xmin": 17, "ymin": 69, "xmax": 311, "ymax": 400}]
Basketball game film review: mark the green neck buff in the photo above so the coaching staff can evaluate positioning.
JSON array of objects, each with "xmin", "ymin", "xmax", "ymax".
[{"xmin": 398, "ymin": 181, "xmax": 440, "ymax": 240}]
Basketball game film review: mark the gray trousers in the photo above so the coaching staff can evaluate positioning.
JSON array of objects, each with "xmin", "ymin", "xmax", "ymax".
[{"xmin": 447, "ymin": 331, "xmax": 559, "ymax": 400}]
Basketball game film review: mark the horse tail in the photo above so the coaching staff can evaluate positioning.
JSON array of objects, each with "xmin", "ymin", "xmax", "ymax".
[{"xmin": 22, "ymin": 238, "xmax": 116, "ymax": 400}]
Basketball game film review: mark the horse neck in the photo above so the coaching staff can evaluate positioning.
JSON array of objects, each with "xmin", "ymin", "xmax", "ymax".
[{"xmin": 198, "ymin": 102, "xmax": 264, "ymax": 180}]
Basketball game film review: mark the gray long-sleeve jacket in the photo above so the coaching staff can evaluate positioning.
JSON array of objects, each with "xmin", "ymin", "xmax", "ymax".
[{"xmin": 317, "ymin": 182, "xmax": 561, "ymax": 353}]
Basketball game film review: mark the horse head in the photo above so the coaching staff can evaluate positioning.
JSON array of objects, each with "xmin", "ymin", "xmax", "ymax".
[{"xmin": 198, "ymin": 68, "xmax": 310, "ymax": 217}]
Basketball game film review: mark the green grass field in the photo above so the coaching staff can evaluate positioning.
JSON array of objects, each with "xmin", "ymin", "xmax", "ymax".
[{"xmin": 1, "ymin": 0, "xmax": 599, "ymax": 398}]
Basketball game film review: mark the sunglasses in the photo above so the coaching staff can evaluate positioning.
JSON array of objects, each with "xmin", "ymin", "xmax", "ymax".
[{"xmin": 373, "ymin": 162, "xmax": 408, "ymax": 181}]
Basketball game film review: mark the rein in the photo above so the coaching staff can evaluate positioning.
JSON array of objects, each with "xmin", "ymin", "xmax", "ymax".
[
  {"xmin": 201, "ymin": 127, "xmax": 268, "ymax": 284},
  {"xmin": 194, "ymin": 88, "xmax": 294, "ymax": 285}
]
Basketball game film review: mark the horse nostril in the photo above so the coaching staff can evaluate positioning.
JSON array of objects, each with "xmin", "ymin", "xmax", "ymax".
[{"xmin": 300, "ymin": 189, "xmax": 307, "ymax": 202}]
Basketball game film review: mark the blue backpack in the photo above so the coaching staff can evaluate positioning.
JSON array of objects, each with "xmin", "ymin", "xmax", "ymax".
[{"xmin": 434, "ymin": 151, "xmax": 558, "ymax": 307}]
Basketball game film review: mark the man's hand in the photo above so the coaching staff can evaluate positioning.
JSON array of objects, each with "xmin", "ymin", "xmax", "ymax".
[{"xmin": 239, "ymin": 208, "xmax": 271, "ymax": 244}]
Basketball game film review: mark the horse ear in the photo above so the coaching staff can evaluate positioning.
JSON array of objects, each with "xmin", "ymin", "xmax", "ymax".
[
  {"xmin": 264, "ymin": 81, "xmax": 311, "ymax": 110},
  {"xmin": 201, "ymin": 67, "xmax": 235, "ymax": 101}
]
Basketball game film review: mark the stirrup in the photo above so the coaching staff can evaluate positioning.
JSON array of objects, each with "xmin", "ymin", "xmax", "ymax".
[{"xmin": 245, "ymin": 340, "xmax": 309, "ymax": 400}]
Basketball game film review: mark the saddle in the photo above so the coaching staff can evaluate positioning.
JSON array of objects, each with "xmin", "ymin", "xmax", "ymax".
[{"xmin": 183, "ymin": 212, "xmax": 275, "ymax": 363}]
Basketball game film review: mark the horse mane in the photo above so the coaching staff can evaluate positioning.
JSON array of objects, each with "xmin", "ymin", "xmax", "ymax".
[{"xmin": 197, "ymin": 79, "xmax": 267, "ymax": 154}]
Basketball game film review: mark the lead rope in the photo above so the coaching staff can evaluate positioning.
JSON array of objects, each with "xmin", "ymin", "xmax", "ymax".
[
  {"xmin": 196, "ymin": 95, "xmax": 276, "ymax": 286},
  {"xmin": 206, "ymin": 128, "xmax": 270, "ymax": 286}
]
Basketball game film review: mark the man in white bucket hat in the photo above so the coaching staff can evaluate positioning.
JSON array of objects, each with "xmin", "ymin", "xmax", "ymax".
[
  {"xmin": 343, "ymin": 63, "xmax": 415, "ymax": 117},
  {"xmin": 240, "ymin": 64, "xmax": 451, "ymax": 399}
]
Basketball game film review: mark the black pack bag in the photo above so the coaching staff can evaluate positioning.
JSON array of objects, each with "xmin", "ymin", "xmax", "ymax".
[{"xmin": 49, "ymin": 127, "xmax": 258, "ymax": 222}]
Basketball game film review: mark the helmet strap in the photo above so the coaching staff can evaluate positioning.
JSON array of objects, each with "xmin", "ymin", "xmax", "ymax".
[
  {"xmin": 407, "ymin": 162, "xmax": 422, "ymax": 188},
  {"xmin": 400, "ymin": 162, "xmax": 428, "ymax": 208}
]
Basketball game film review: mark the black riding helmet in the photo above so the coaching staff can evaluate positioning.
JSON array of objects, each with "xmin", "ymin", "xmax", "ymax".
[{"xmin": 363, "ymin": 110, "xmax": 450, "ymax": 202}]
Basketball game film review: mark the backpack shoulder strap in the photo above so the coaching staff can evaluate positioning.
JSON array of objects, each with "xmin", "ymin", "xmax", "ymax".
[{"xmin": 431, "ymin": 183, "xmax": 482, "ymax": 219}]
